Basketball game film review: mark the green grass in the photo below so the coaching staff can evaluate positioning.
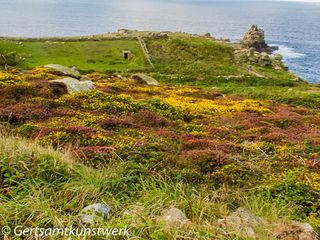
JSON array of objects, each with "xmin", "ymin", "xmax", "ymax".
[
  {"xmin": 0, "ymin": 39, "xmax": 149, "ymax": 72},
  {"xmin": 218, "ymin": 85, "xmax": 320, "ymax": 108},
  {"xmin": 146, "ymin": 36, "xmax": 245, "ymax": 78},
  {"xmin": 2, "ymin": 35, "xmax": 319, "ymax": 109},
  {"xmin": 145, "ymin": 35, "xmax": 320, "ymax": 109},
  {"xmin": 1, "ymin": 34, "xmax": 320, "ymax": 239},
  {"xmin": 0, "ymin": 132, "xmax": 307, "ymax": 239}
]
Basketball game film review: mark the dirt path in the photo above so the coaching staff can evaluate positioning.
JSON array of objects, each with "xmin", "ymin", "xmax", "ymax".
[{"xmin": 137, "ymin": 36, "xmax": 155, "ymax": 68}]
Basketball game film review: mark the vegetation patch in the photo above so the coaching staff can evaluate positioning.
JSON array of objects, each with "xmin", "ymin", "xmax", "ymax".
[
  {"xmin": 0, "ymin": 33, "xmax": 319, "ymax": 238},
  {"xmin": 0, "ymin": 39, "xmax": 149, "ymax": 72}
]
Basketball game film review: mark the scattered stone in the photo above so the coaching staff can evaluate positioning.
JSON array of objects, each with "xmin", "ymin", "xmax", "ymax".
[
  {"xmin": 282, "ymin": 64, "xmax": 289, "ymax": 71},
  {"xmin": 234, "ymin": 43, "xmax": 288, "ymax": 71},
  {"xmin": 273, "ymin": 222, "xmax": 318, "ymax": 240},
  {"xmin": 158, "ymin": 207, "xmax": 189, "ymax": 226},
  {"xmin": 80, "ymin": 203, "xmax": 111, "ymax": 225},
  {"xmin": 44, "ymin": 64, "xmax": 82, "ymax": 79},
  {"xmin": 123, "ymin": 206, "xmax": 146, "ymax": 227},
  {"xmin": 218, "ymin": 207, "xmax": 264, "ymax": 238},
  {"xmin": 271, "ymin": 53, "xmax": 289, "ymax": 71},
  {"xmin": 124, "ymin": 205, "xmax": 146, "ymax": 217},
  {"xmin": 131, "ymin": 73, "xmax": 159, "ymax": 86},
  {"xmin": 273, "ymin": 53, "xmax": 283, "ymax": 61},
  {"xmin": 80, "ymin": 75, "xmax": 92, "ymax": 81},
  {"xmin": 49, "ymin": 77, "xmax": 95, "ymax": 93}
]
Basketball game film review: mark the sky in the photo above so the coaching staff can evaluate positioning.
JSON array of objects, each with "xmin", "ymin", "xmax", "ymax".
[
  {"xmin": 98, "ymin": 0, "xmax": 320, "ymax": 1},
  {"xmin": 1, "ymin": 0, "xmax": 320, "ymax": 5}
]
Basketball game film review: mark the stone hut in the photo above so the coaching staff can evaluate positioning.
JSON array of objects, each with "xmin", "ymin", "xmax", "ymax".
[{"xmin": 122, "ymin": 50, "xmax": 132, "ymax": 60}]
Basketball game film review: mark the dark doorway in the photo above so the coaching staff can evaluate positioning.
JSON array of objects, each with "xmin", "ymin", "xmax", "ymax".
[{"xmin": 123, "ymin": 50, "xmax": 131, "ymax": 60}]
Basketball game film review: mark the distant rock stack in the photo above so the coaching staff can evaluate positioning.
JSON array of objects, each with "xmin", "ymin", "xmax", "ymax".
[
  {"xmin": 234, "ymin": 25, "xmax": 287, "ymax": 71},
  {"xmin": 241, "ymin": 25, "xmax": 278, "ymax": 53}
]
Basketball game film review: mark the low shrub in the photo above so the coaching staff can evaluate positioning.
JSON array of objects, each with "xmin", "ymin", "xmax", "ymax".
[
  {"xmin": 0, "ymin": 51, "xmax": 24, "ymax": 69},
  {"xmin": 0, "ymin": 103, "xmax": 58, "ymax": 124},
  {"xmin": 180, "ymin": 149, "xmax": 230, "ymax": 174},
  {"xmin": 133, "ymin": 109, "xmax": 169, "ymax": 128},
  {"xmin": 258, "ymin": 170, "xmax": 320, "ymax": 220}
]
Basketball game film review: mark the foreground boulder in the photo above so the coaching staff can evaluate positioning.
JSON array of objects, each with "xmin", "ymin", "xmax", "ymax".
[
  {"xmin": 44, "ymin": 64, "xmax": 82, "ymax": 79},
  {"xmin": 241, "ymin": 25, "xmax": 278, "ymax": 53},
  {"xmin": 218, "ymin": 207, "xmax": 264, "ymax": 238},
  {"xmin": 158, "ymin": 207, "xmax": 189, "ymax": 226},
  {"xmin": 80, "ymin": 203, "xmax": 111, "ymax": 225},
  {"xmin": 219, "ymin": 208, "xmax": 318, "ymax": 239},
  {"xmin": 49, "ymin": 77, "xmax": 95, "ymax": 93},
  {"xmin": 131, "ymin": 73, "xmax": 159, "ymax": 86},
  {"xmin": 274, "ymin": 222, "xmax": 318, "ymax": 240}
]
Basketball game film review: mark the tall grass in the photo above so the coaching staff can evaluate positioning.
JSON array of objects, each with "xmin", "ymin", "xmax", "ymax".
[{"xmin": 0, "ymin": 133, "xmax": 309, "ymax": 239}]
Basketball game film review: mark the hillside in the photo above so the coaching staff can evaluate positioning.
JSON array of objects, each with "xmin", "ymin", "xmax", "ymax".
[
  {"xmin": 0, "ymin": 39, "xmax": 148, "ymax": 72},
  {"xmin": 0, "ymin": 30, "xmax": 320, "ymax": 239}
]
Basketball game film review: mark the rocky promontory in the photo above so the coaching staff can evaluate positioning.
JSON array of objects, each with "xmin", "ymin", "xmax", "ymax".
[
  {"xmin": 234, "ymin": 25, "xmax": 288, "ymax": 71},
  {"xmin": 240, "ymin": 25, "xmax": 278, "ymax": 53}
]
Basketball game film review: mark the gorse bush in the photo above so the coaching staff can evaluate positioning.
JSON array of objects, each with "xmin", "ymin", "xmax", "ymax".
[
  {"xmin": 0, "ymin": 51, "xmax": 24, "ymax": 69},
  {"xmin": 0, "ymin": 71, "xmax": 25, "ymax": 87}
]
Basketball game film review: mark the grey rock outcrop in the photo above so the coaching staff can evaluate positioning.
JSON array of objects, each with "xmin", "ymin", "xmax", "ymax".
[
  {"xmin": 241, "ymin": 25, "xmax": 278, "ymax": 53},
  {"xmin": 219, "ymin": 208, "xmax": 318, "ymax": 239},
  {"xmin": 233, "ymin": 26, "xmax": 289, "ymax": 71},
  {"xmin": 131, "ymin": 73, "xmax": 159, "ymax": 86},
  {"xmin": 234, "ymin": 47, "xmax": 288, "ymax": 71},
  {"xmin": 218, "ymin": 207, "xmax": 265, "ymax": 238},
  {"xmin": 80, "ymin": 203, "xmax": 111, "ymax": 225},
  {"xmin": 158, "ymin": 207, "xmax": 189, "ymax": 226},
  {"xmin": 123, "ymin": 206, "xmax": 146, "ymax": 227},
  {"xmin": 45, "ymin": 64, "xmax": 82, "ymax": 79},
  {"xmin": 50, "ymin": 77, "xmax": 95, "ymax": 93},
  {"xmin": 274, "ymin": 222, "xmax": 318, "ymax": 240}
]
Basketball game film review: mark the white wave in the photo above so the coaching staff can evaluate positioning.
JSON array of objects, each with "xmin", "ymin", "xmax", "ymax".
[{"xmin": 273, "ymin": 45, "xmax": 306, "ymax": 59}]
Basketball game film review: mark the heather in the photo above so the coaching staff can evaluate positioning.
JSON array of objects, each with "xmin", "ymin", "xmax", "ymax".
[{"xmin": 0, "ymin": 32, "xmax": 320, "ymax": 239}]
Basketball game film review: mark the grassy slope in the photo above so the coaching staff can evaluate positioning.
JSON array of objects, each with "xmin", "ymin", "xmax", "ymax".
[
  {"xmin": 146, "ymin": 36, "xmax": 320, "ymax": 109},
  {"xmin": 1, "ymin": 35, "xmax": 319, "ymax": 109},
  {"xmin": 0, "ymin": 67, "xmax": 319, "ymax": 239},
  {"xmin": 0, "ymin": 34, "xmax": 320, "ymax": 239},
  {"xmin": 0, "ymin": 132, "xmax": 303, "ymax": 240},
  {"xmin": 0, "ymin": 39, "xmax": 148, "ymax": 72}
]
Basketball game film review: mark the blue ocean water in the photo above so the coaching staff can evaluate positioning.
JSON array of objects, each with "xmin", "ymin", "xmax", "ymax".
[{"xmin": 0, "ymin": 0, "xmax": 319, "ymax": 83}]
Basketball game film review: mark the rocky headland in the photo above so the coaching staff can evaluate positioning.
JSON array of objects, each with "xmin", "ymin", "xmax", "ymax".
[{"xmin": 234, "ymin": 25, "xmax": 288, "ymax": 71}]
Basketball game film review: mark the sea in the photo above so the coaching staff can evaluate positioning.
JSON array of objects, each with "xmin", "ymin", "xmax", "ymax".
[{"xmin": 0, "ymin": 0, "xmax": 319, "ymax": 83}]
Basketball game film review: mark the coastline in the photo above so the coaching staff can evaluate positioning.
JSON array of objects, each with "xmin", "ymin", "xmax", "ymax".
[{"xmin": 0, "ymin": 28, "xmax": 316, "ymax": 87}]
